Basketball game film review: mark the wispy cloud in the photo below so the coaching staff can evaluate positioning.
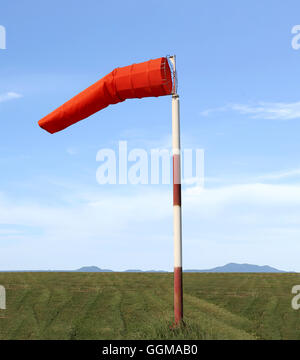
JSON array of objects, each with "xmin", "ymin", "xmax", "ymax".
[
  {"xmin": 201, "ymin": 101, "xmax": 300, "ymax": 120},
  {"xmin": 66, "ymin": 147, "xmax": 77, "ymax": 155},
  {"xmin": 204, "ymin": 168, "xmax": 300, "ymax": 185},
  {"xmin": 0, "ymin": 92, "xmax": 23, "ymax": 103},
  {"xmin": 255, "ymin": 168, "xmax": 300, "ymax": 181},
  {"xmin": 2, "ymin": 178, "xmax": 300, "ymax": 270}
]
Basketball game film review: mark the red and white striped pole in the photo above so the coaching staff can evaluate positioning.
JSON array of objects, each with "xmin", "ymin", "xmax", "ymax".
[{"xmin": 169, "ymin": 56, "xmax": 183, "ymax": 325}]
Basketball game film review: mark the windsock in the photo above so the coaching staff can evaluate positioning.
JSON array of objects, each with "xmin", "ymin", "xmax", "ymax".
[{"xmin": 38, "ymin": 57, "xmax": 173, "ymax": 134}]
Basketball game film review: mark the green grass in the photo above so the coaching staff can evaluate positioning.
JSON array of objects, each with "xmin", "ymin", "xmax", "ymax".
[{"xmin": 0, "ymin": 272, "xmax": 299, "ymax": 339}]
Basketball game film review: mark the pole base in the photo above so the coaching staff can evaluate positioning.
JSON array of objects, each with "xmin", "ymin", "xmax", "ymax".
[
  {"xmin": 174, "ymin": 266, "xmax": 183, "ymax": 324},
  {"xmin": 169, "ymin": 320, "xmax": 186, "ymax": 330}
]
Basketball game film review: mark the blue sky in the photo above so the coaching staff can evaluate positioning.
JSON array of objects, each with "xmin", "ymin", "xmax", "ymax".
[{"xmin": 1, "ymin": 0, "xmax": 300, "ymax": 271}]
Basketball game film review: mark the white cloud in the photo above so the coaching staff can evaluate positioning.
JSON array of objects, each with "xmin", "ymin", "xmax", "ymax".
[
  {"xmin": 201, "ymin": 101, "xmax": 300, "ymax": 120},
  {"xmin": 255, "ymin": 168, "xmax": 300, "ymax": 181},
  {"xmin": 185, "ymin": 182, "xmax": 300, "ymax": 208},
  {"xmin": 201, "ymin": 105, "xmax": 228, "ymax": 116},
  {"xmin": 203, "ymin": 168, "xmax": 300, "ymax": 186},
  {"xmin": 2, "ymin": 179, "xmax": 300, "ymax": 271},
  {"xmin": 0, "ymin": 187, "xmax": 172, "ymax": 270},
  {"xmin": 66, "ymin": 147, "xmax": 77, "ymax": 155},
  {"xmin": 0, "ymin": 92, "xmax": 22, "ymax": 103}
]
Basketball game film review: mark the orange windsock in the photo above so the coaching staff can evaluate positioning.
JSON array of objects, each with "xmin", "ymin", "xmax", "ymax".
[{"xmin": 38, "ymin": 57, "xmax": 173, "ymax": 134}]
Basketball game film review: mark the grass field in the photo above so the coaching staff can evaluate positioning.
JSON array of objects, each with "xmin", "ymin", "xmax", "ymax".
[{"xmin": 0, "ymin": 272, "xmax": 299, "ymax": 340}]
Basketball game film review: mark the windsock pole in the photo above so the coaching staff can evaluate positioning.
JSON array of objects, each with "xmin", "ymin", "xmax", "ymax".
[{"xmin": 169, "ymin": 56, "xmax": 183, "ymax": 325}]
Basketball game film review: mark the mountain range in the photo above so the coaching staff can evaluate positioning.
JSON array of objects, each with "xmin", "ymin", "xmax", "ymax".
[{"xmin": 75, "ymin": 263, "xmax": 289, "ymax": 273}]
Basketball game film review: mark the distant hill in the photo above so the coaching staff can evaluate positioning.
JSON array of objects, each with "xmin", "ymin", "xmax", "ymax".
[
  {"xmin": 75, "ymin": 267, "xmax": 168, "ymax": 273},
  {"xmin": 184, "ymin": 263, "xmax": 288, "ymax": 273},
  {"xmin": 75, "ymin": 266, "xmax": 113, "ymax": 272}
]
